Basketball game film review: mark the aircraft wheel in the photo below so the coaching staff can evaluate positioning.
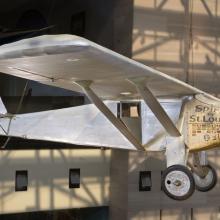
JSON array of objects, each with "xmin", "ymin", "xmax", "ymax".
[
  {"xmin": 162, "ymin": 165, "xmax": 195, "ymax": 200},
  {"xmin": 193, "ymin": 165, "xmax": 217, "ymax": 192}
]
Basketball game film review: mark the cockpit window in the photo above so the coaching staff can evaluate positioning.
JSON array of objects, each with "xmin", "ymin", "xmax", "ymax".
[{"xmin": 117, "ymin": 102, "xmax": 140, "ymax": 118}]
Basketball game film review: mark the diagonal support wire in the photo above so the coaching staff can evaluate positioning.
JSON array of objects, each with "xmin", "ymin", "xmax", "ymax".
[{"xmin": 1, "ymin": 80, "xmax": 29, "ymax": 148}]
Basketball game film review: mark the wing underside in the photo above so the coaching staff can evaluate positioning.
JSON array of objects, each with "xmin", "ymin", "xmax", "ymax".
[{"xmin": 0, "ymin": 34, "xmax": 209, "ymax": 100}]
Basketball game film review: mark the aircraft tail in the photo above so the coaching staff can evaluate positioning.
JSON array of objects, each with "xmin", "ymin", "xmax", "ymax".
[{"xmin": 0, "ymin": 97, "xmax": 7, "ymax": 115}]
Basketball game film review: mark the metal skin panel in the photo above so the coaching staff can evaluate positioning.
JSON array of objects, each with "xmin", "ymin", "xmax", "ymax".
[
  {"xmin": 141, "ymin": 100, "xmax": 182, "ymax": 151},
  {"xmin": 0, "ymin": 97, "xmax": 7, "ymax": 115},
  {"xmin": 0, "ymin": 102, "xmax": 136, "ymax": 150},
  {"xmin": 1, "ymin": 95, "xmax": 220, "ymax": 153},
  {"xmin": 0, "ymin": 99, "xmax": 186, "ymax": 153},
  {"xmin": 142, "ymin": 94, "xmax": 220, "ymax": 153},
  {"xmin": 0, "ymin": 34, "xmax": 217, "ymax": 101},
  {"xmin": 184, "ymin": 94, "xmax": 220, "ymax": 151},
  {"xmin": 130, "ymin": 78, "xmax": 181, "ymax": 137}
]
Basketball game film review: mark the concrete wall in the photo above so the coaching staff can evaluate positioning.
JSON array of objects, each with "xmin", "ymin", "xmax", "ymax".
[
  {"xmin": 133, "ymin": 0, "xmax": 220, "ymax": 96},
  {"xmin": 110, "ymin": 150, "xmax": 220, "ymax": 220},
  {"xmin": 0, "ymin": 149, "xmax": 110, "ymax": 214},
  {"xmin": 127, "ymin": 1, "xmax": 220, "ymax": 219}
]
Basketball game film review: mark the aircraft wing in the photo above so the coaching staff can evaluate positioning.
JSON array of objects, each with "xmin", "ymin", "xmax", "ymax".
[
  {"xmin": 0, "ymin": 34, "xmax": 213, "ymax": 100},
  {"xmin": 0, "ymin": 34, "xmax": 219, "ymax": 150}
]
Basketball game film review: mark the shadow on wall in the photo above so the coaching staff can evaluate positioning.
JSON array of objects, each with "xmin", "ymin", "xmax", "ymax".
[
  {"xmin": 0, "ymin": 149, "xmax": 110, "ymax": 215},
  {"xmin": 133, "ymin": 0, "xmax": 220, "ymax": 96},
  {"xmin": 127, "ymin": 150, "xmax": 220, "ymax": 219},
  {"xmin": 0, "ymin": 207, "xmax": 109, "ymax": 220}
]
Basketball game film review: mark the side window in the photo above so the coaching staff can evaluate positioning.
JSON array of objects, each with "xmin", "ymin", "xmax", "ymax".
[
  {"xmin": 15, "ymin": 170, "xmax": 28, "ymax": 191},
  {"xmin": 69, "ymin": 169, "xmax": 80, "ymax": 188},
  {"xmin": 139, "ymin": 171, "xmax": 152, "ymax": 191},
  {"xmin": 117, "ymin": 102, "xmax": 140, "ymax": 118}
]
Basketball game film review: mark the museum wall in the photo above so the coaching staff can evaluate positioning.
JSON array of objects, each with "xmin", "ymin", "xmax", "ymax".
[
  {"xmin": 0, "ymin": 0, "xmax": 133, "ymax": 97},
  {"xmin": 0, "ymin": 149, "xmax": 110, "ymax": 214},
  {"xmin": 133, "ymin": 0, "xmax": 220, "ymax": 96},
  {"xmin": 130, "ymin": 0, "xmax": 220, "ymax": 219}
]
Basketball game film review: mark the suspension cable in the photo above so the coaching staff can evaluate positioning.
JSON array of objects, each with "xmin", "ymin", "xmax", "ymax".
[{"xmin": 1, "ymin": 80, "xmax": 29, "ymax": 148}]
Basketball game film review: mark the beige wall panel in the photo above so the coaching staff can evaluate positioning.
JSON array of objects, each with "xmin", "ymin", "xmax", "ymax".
[
  {"xmin": 156, "ymin": 52, "xmax": 180, "ymax": 63},
  {"xmin": 133, "ymin": 0, "xmax": 220, "ymax": 95},
  {"xmin": 0, "ymin": 149, "xmax": 110, "ymax": 214},
  {"xmin": 193, "ymin": 0, "xmax": 216, "ymax": 15},
  {"xmin": 156, "ymin": 39, "xmax": 180, "ymax": 53},
  {"xmin": 135, "ymin": 0, "xmax": 155, "ymax": 8},
  {"xmin": 161, "ymin": 0, "xmax": 184, "ymax": 12},
  {"xmin": 128, "ymin": 210, "xmax": 161, "ymax": 220},
  {"xmin": 193, "ymin": 207, "xmax": 219, "ymax": 220},
  {"xmin": 110, "ymin": 149, "xmax": 220, "ymax": 219},
  {"xmin": 161, "ymin": 209, "xmax": 191, "ymax": 220},
  {"xmin": 133, "ymin": 36, "xmax": 157, "ymax": 61}
]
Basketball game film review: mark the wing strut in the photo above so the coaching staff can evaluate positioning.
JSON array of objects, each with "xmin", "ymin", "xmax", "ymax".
[
  {"xmin": 129, "ymin": 77, "xmax": 181, "ymax": 137},
  {"xmin": 75, "ymin": 80, "xmax": 145, "ymax": 151}
]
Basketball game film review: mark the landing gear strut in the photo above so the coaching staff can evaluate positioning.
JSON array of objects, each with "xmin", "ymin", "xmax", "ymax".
[{"xmin": 190, "ymin": 152, "xmax": 217, "ymax": 192}]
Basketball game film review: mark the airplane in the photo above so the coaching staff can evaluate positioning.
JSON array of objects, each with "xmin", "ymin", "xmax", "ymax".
[{"xmin": 0, "ymin": 34, "xmax": 219, "ymax": 201}]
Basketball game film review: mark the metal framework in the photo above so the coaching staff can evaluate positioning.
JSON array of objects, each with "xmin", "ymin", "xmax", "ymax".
[{"xmin": 133, "ymin": 0, "xmax": 220, "ymax": 93}]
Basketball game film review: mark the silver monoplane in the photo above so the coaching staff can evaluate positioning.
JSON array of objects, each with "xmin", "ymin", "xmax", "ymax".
[{"xmin": 0, "ymin": 35, "xmax": 219, "ymax": 200}]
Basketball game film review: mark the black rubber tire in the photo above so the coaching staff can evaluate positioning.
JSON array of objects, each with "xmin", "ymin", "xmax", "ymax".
[
  {"xmin": 193, "ymin": 165, "xmax": 217, "ymax": 192},
  {"xmin": 162, "ymin": 165, "xmax": 195, "ymax": 201}
]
